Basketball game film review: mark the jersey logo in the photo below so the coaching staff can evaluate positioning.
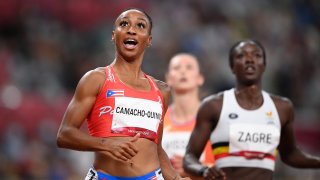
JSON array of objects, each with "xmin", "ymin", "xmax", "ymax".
[
  {"xmin": 266, "ymin": 111, "xmax": 275, "ymax": 125},
  {"xmin": 106, "ymin": 89, "xmax": 124, "ymax": 97},
  {"xmin": 266, "ymin": 111, "xmax": 273, "ymax": 118},
  {"xmin": 229, "ymin": 113, "xmax": 239, "ymax": 119},
  {"xmin": 99, "ymin": 106, "xmax": 113, "ymax": 117}
]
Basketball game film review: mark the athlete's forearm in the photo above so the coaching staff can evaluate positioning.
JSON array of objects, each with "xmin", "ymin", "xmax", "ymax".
[
  {"xmin": 282, "ymin": 148, "xmax": 320, "ymax": 168},
  {"xmin": 183, "ymin": 153, "xmax": 207, "ymax": 176},
  {"xmin": 57, "ymin": 126, "xmax": 104, "ymax": 151},
  {"xmin": 158, "ymin": 146, "xmax": 181, "ymax": 179}
]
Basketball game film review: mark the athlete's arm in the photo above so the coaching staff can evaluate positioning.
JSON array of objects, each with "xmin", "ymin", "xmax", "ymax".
[
  {"xmin": 57, "ymin": 68, "xmax": 105, "ymax": 151},
  {"xmin": 154, "ymin": 79, "xmax": 189, "ymax": 180},
  {"xmin": 56, "ymin": 68, "xmax": 139, "ymax": 161},
  {"xmin": 183, "ymin": 93, "xmax": 226, "ymax": 179},
  {"xmin": 276, "ymin": 96, "xmax": 320, "ymax": 168}
]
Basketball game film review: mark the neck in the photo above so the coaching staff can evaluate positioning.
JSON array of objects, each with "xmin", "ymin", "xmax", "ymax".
[
  {"xmin": 112, "ymin": 55, "xmax": 144, "ymax": 79},
  {"xmin": 170, "ymin": 88, "xmax": 200, "ymax": 123},
  {"xmin": 235, "ymin": 84, "xmax": 263, "ymax": 110},
  {"xmin": 236, "ymin": 83, "xmax": 261, "ymax": 96}
]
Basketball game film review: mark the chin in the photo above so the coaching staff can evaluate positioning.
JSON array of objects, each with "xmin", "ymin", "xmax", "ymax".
[
  {"xmin": 243, "ymin": 80, "xmax": 258, "ymax": 86},
  {"xmin": 175, "ymin": 87, "xmax": 193, "ymax": 93},
  {"xmin": 121, "ymin": 52, "xmax": 140, "ymax": 61},
  {"xmin": 238, "ymin": 77, "xmax": 257, "ymax": 85}
]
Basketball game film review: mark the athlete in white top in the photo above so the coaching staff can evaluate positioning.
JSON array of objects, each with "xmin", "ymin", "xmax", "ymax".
[{"xmin": 183, "ymin": 40, "xmax": 320, "ymax": 180}]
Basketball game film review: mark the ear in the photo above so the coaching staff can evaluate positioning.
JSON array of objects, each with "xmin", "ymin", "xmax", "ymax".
[
  {"xmin": 147, "ymin": 35, "xmax": 152, "ymax": 47},
  {"xmin": 111, "ymin": 31, "xmax": 115, "ymax": 42}
]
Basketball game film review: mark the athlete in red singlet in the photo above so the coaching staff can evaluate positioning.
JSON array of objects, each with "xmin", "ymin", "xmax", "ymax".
[{"xmin": 56, "ymin": 8, "xmax": 190, "ymax": 180}]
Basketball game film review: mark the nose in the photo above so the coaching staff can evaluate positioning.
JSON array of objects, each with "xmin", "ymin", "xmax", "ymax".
[
  {"xmin": 245, "ymin": 54, "xmax": 254, "ymax": 64},
  {"xmin": 127, "ymin": 26, "xmax": 137, "ymax": 35}
]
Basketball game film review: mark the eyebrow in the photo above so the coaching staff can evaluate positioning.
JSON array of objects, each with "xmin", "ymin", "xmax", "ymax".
[
  {"xmin": 137, "ymin": 17, "xmax": 147, "ymax": 23},
  {"xmin": 118, "ymin": 16, "xmax": 148, "ymax": 23}
]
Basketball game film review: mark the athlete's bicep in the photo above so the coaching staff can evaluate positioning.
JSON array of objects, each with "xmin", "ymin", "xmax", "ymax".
[
  {"xmin": 60, "ymin": 70, "xmax": 105, "ymax": 129},
  {"xmin": 277, "ymin": 99, "xmax": 298, "ymax": 160},
  {"xmin": 155, "ymin": 79, "xmax": 170, "ymax": 113},
  {"xmin": 156, "ymin": 81, "xmax": 170, "ymax": 145},
  {"xmin": 187, "ymin": 96, "xmax": 220, "ymax": 158}
]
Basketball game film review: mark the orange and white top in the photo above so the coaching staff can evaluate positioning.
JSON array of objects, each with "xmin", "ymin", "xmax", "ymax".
[{"xmin": 162, "ymin": 107, "xmax": 215, "ymax": 165}]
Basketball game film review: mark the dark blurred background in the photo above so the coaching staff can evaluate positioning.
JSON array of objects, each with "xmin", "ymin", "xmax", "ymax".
[{"xmin": 0, "ymin": 0, "xmax": 319, "ymax": 179}]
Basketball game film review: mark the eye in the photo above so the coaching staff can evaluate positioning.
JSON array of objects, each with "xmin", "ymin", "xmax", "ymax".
[
  {"xmin": 137, "ymin": 22, "xmax": 146, "ymax": 29},
  {"xmin": 119, "ymin": 21, "xmax": 129, "ymax": 27},
  {"xmin": 255, "ymin": 53, "xmax": 262, "ymax": 58},
  {"xmin": 236, "ymin": 54, "xmax": 244, "ymax": 59},
  {"xmin": 186, "ymin": 64, "xmax": 194, "ymax": 70},
  {"xmin": 172, "ymin": 65, "xmax": 181, "ymax": 71}
]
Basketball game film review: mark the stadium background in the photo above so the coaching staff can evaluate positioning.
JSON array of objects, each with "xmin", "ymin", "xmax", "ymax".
[{"xmin": 0, "ymin": 0, "xmax": 319, "ymax": 179}]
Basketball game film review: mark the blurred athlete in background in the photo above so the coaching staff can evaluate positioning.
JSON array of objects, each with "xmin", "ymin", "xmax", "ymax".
[{"xmin": 163, "ymin": 53, "xmax": 214, "ymax": 179}]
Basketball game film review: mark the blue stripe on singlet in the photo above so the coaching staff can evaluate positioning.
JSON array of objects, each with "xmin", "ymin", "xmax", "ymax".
[{"xmin": 97, "ymin": 168, "xmax": 161, "ymax": 180}]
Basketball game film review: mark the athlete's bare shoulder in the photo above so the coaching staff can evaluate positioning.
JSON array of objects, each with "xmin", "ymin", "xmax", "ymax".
[
  {"xmin": 202, "ymin": 91, "xmax": 224, "ymax": 107},
  {"xmin": 198, "ymin": 91, "xmax": 224, "ymax": 117},
  {"xmin": 148, "ymin": 76, "xmax": 170, "ymax": 108},
  {"xmin": 82, "ymin": 67, "xmax": 105, "ymax": 79},
  {"xmin": 269, "ymin": 94, "xmax": 294, "ymax": 111},
  {"xmin": 76, "ymin": 67, "xmax": 106, "ymax": 95},
  {"xmin": 269, "ymin": 93, "xmax": 294, "ymax": 125},
  {"xmin": 196, "ymin": 91, "xmax": 224, "ymax": 126},
  {"xmin": 148, "ymin": 76, "xmax": 170, "ymax": 93}
]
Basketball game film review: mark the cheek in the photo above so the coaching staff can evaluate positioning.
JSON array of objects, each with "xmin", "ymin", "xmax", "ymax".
[
  {"xmin": 140, "ymin": 30, "xmax": 150, "ymax": 36},
  {"xmin": 169, "ymin": 74, "xmax": 179, "ymax": 82},
  {"xmin": 113, "ymin": 33, "xmax": 121, "ymax": 43},
  {"xmin": 231, "ymin": 65, "xmax": 240, "ymax": 74},
  {"xmin": 166, "ymin": 74, "xmax": 176, "ymax": 84}
]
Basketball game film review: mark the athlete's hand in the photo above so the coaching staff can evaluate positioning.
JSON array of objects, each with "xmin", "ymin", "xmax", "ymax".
[
  {"xmin": 170, "ymin": 154, "xmax": 184, "ymax": 174},
  {"xmin": 102, "ymin": 133, "xmax": 140, "ymax": 162},
  {"xmin": 171, "ymin": 155, "xmax": 205, "ymax": 180},
  {"xmin": 203, "ymin": 166, "xmax": 226, "ymax": 180}
]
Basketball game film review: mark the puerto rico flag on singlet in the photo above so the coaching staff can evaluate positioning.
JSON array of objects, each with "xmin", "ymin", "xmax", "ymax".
[{"xmin": 106, "ymin": 89, "xmax": 124, "ymax": 97}]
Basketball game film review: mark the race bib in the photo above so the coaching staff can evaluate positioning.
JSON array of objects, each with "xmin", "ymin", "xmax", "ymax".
[
  {"xmin": 162, "ymin": 132, "xmax": 191, "ymax": 158},
  {"xmin": 229, "ymin": 123, "xmax": 280, "ymax": 154},
  {"xmin": 111, "ymin": 97, "xmax": 162, "ymax": 140}
]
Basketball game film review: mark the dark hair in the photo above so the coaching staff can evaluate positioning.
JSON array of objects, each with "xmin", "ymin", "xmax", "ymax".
[
  {"xmin": 229, "ymin": 40, "xmax": 266, "ymax": 68},
  {"xmin": 116, "ymin": 8, "xmax": 153, "ymax": 35}
]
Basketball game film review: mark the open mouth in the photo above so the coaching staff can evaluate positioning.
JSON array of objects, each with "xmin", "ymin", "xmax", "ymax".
[
  {"xmin": 179, "ymin": 77, "xmax": 188, "ymax": 82},
  {"xmin": 245, "ymin": 65, "xmax": 255, "ymax": 73},
  {"xmin": 124, "ymin": 39, "xmax": 138, "ymax": 49}
]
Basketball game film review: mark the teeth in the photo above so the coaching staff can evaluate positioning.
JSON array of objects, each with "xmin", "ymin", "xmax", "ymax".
[
  {"xmin": 126, "ymin": 39, "xmax": 136, "ymax": 42},
  {"xmin": 124, "ymin": 39, "xmax": 137, "ymax": 45},
  {"xmin": 246, "ymin": 66, "xmax": 255, "ymax": 72}
]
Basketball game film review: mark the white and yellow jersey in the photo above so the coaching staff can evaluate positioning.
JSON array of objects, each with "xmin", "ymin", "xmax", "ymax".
[{"xmin": 210, "ymin": 88, "xmax": 281, "ymax": 171}]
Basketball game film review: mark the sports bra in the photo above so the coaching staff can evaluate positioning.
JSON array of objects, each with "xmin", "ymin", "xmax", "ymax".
[{"xmin": 87, "ymin": 65, "xmax": 164, "ymax": 143}]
